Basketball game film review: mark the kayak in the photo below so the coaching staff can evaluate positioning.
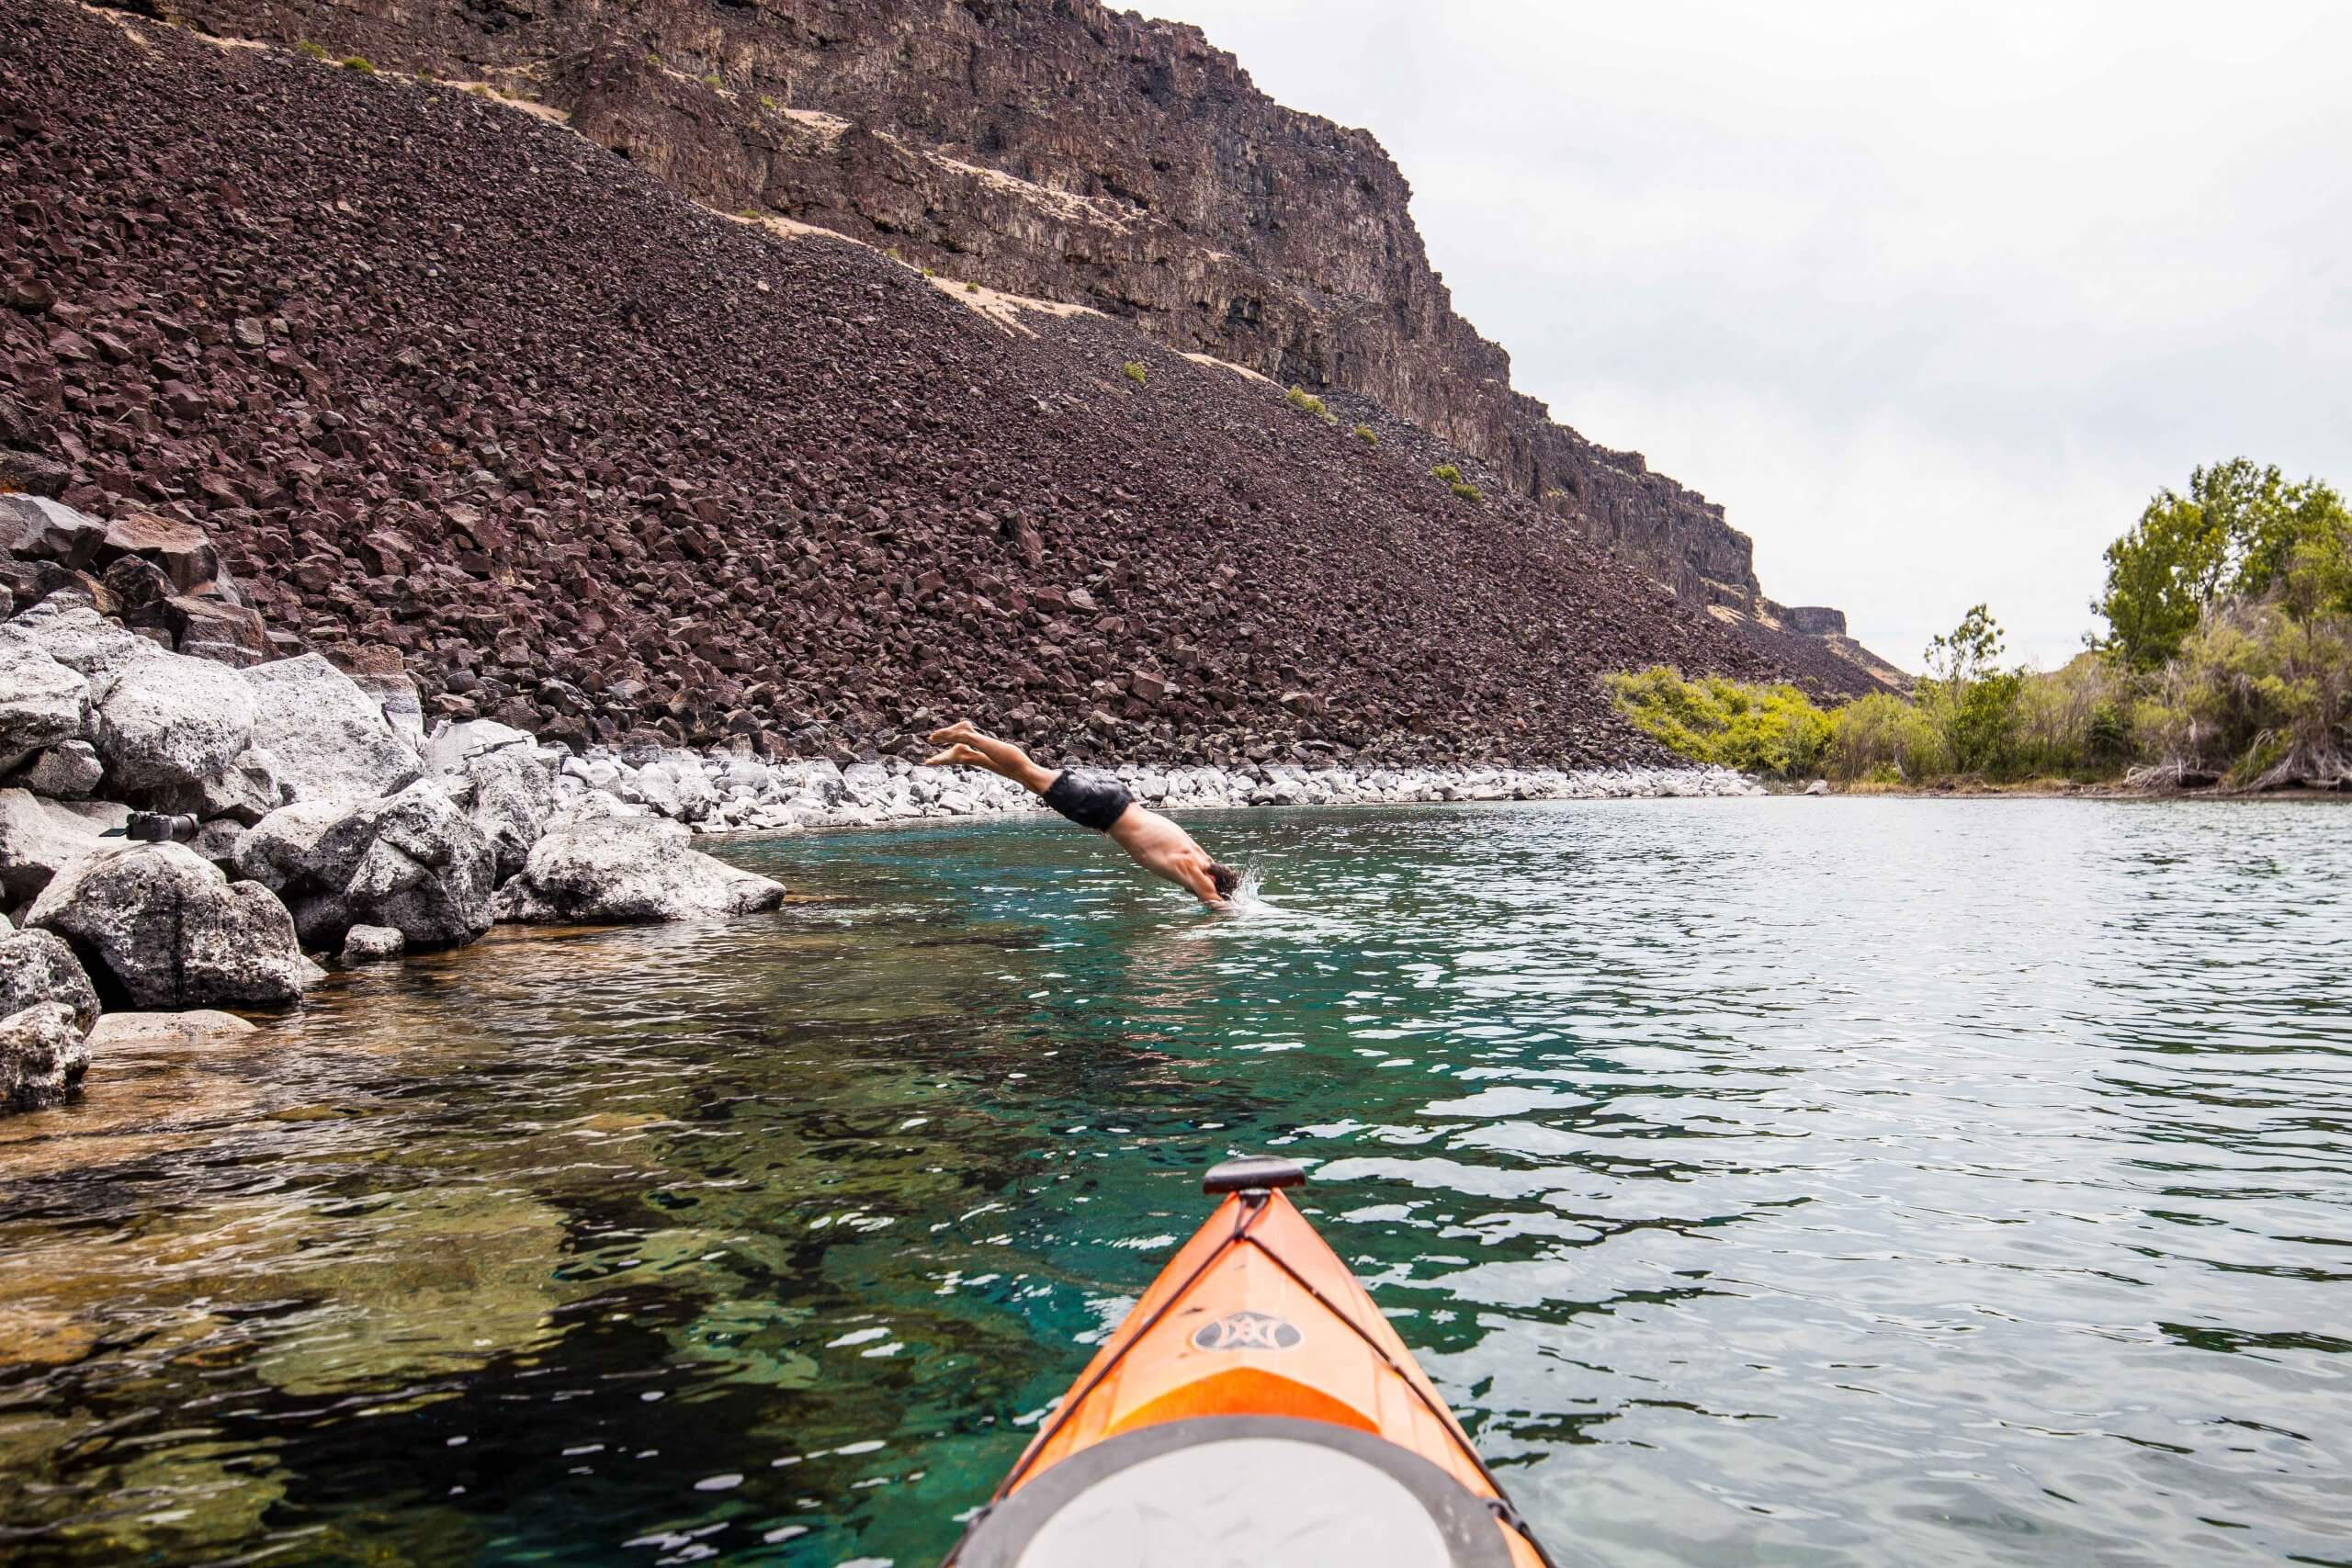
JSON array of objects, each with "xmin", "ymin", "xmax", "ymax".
[{"xmin": 947, "ymin": 1156, "xmax": 1555, "ymax": 1567}]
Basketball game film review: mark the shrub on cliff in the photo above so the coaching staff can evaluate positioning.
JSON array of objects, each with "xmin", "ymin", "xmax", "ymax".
[
  {"xmin": 1284, "ymin": 385, "xmax": 1335, "ymax": 423},
  {"xmin": 1123, "ymin": 360, "xmax": 1148, "ymax": 388},
  {"xmin": 1430, "ymin": 464, "xmax": 1463, "ymax": 484},
  {"xmin": 340, "ymin": 56, "xmax": 375, "ymax": 74},
  {"xmin": 1353, "ymin": 424, "xmax": 1377, "ymax": 446},
  {"xmin": 1451, "ymin": 482, "xmax": 1482, "ymax": 503},
  {"xmin": 1607, "ymin": 667, "xmax": 1833, "ymax": 779},
  {"xmin": 293, "ymin": 39, "xmax": 325, "ymax": 60}
]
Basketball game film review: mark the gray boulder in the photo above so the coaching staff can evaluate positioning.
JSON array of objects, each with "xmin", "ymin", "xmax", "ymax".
[
  {"xmin": 0, "ymin": 787, "xmax": 121, "ymax": 904},
  {"xmin": 236, "ymin": 782, "xmax": 496, "ymax": 951},
  {"xmin": 93, "ymin": 649, "xmax": 255, "ymax": 794},
  {"xmin": 27, "ymin": 841, "xmax": 317, "ymax": 1008},
  {"xmin": 0, "ymin": 643, "xmax": 90, "ymax": 773},
  {"xmin": 422, "ymin": 718, "xmax": 536, "ymax": 776},
  {"xmin": 0, "ymin": 1001, "xmax": 88, "ymax": 1112},
  {"xmin": 424, "ymin": 720, "xmax": 553, "ymax": 879},
  {"xmin": 492, "ymin": 815, "xmax": 786, "ymax": 925},
  {"xmin": 340, "ymin": 924, "xmax": 406, "ymax": 963},
  {"xmin": 189, "ymin": 817, "xmax": 247, "ymax": 874},
  {"xmin": 0, "ymin": 928, "xmax": 100, "ymax": 1034},
  {"xmin": 452, "ymin": 748, "xmax": 555, "ymax": 881},
  {"xmin": 0, "ymin": 599, "xmax": 162, "ymax": 690},
  {"xmin": 157, "ymin": 745, "xmax": 292, "ymax": 826},
  {"xmin": 17, "ymin": 739, "xmax": 104, "ymax": 798},
  {"xmin": 243, "ymin": 654, "xmax": 420, "ymax": 806}
]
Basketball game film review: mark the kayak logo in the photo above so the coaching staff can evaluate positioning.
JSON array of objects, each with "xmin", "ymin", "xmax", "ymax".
[{"xmin": 1191, "ymin": 1311, "xmax": 1303, "ymax": 1352}]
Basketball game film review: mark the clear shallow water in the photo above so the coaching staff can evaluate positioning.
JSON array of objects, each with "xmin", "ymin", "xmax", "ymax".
[{"xmin": 1, "ymin": 798, "xmax": 2348, "ymax": 1566}]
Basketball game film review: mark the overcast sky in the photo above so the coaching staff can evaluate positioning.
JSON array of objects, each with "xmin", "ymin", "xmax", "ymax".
[{"xmin": 1141, "ymin": 2, "xmax": 2352, "ymax": 669}]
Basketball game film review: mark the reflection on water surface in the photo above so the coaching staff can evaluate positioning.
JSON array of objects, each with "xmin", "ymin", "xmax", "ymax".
[{"xmin": 1, "ymin": 798, "xmax": 2347, "ymax": 1566}]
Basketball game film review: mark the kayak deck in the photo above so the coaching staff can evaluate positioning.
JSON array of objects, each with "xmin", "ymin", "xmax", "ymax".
[{"xmin": 952, "ymin": 1160, "xmax": 1550, "ymax": 1567}]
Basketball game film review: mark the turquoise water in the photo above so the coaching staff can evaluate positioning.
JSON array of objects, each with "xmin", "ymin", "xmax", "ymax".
[{"xmin": 1, "ymin": 799, "xmax": 2347, "ymax": 1565}]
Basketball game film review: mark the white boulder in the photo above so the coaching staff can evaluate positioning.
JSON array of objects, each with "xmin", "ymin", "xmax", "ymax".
[
  {"xmin": 243, "ymin": 654, "xmax": 421, "ymax": 806},
  {"xmin": 0, "ymin": 643, "xmax": 90, "ymax": 773},
  {"xmin": 92, "ymin": 649, "xmax": 254, "ymax": 794},
  {"xmin": 492, "ymin": 815, "xmax": 786, "ymax": 924},
  {"xmin": 27, "ymin": 841, "xmax": 318, "ymax": 1008}
]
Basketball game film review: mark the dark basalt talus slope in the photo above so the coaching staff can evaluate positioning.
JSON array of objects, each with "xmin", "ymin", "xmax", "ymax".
[
  {"xmin": 0, "ymin": 0, "xmax": 1868, "ymax": 773},
  {"xmin": 145, "ymin": 0, "xmax": 1870, "ymax": 642}
]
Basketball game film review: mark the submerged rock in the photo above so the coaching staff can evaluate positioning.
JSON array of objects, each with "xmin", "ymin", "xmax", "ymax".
[
  {"xmin": 0, "ymin": 1001, "xmax": 88, "ymax": 1111},
  {"xmin": 26, "ymin": 841, "xmax": 318, "ymax": 1008},
  {"xmin": 84, "ymin": 1009, "xmax": 255, "ymax": 1048},
  {"xmin": 492, "ymin": 815, "xmax": 786, "ymax": 924}
]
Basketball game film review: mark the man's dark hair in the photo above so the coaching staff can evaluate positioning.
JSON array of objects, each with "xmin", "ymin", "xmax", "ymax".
[{"xmin": 1207, "ymin": 863, "xmax": 1242, "ymax": 898}]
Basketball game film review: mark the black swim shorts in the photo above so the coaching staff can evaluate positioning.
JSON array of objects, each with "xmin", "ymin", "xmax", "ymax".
[{"xmin": 1042, "ymin": 770, "xmax": 1134, "ymax": 832}]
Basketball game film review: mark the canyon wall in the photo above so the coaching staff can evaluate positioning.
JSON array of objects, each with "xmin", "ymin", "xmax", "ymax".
[{"xmin": 154, "ymin": 0, "xmax": 1802, "ymax": 616}]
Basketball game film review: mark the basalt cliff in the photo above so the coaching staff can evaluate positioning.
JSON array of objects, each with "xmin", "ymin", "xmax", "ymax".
[
  {"xmin": 133, "ymin": 0, "xmax": 1860, "ymax": 637},
  {"xmin": 2, "ymin": 0, "xmax": 1891, "ymax": 775}
]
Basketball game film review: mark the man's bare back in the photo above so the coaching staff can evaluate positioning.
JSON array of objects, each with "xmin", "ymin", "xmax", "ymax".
[{"xmin": 922, "ymin": 721, "xmax": 1239, "ymax": 908}]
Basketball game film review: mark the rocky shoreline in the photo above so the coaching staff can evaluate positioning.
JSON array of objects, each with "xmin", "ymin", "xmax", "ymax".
[
  {"xmin": 0, "ymin": 493, "xmax": 789, "ymax": 1112},
  {"xmin": 0, "ymin": 491, "xmax": 1763, "ymax": 1115},
  {"xmin": 644, "ymin": 751, "xmax": 1764, "ymax": 836}
]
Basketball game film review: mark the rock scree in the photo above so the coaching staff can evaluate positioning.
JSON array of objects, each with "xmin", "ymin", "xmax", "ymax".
[{"xmin": 2, "ymin": 0, "xmax": 1884, "ymax": 789}]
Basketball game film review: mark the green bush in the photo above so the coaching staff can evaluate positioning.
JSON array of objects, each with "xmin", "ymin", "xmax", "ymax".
[
  {"xmin": 1353, "ymin": 423, "xmax": 1377, "ymax": 446},
  {"xmin": 2131, "ymin": 598, "xmax": 2352, "ymax": 788},
  {"xmin": 1430, "ymin": 464, "xmax": 1463, "ymax": 484},
  {"xmin": 702, "ymin": 73, "xmax": 725, "ymax": 92},
  {"xmin": 2008, "ymin": 653, "xmax": 2131, "ymax": 776},
  {"xmin": 965, "ymin": 280, "xmax": 980, "ymax": 293},
  {"xmin": 1284, "ymin": 385, "xmax": 1336, "ymax": 423},
  {"xmin": 1607, "ymin": 668, "xmax": 1835, "ymax": 779},
  {"xmin": 340, "ymin": 55, "xmax": 375, "ymax": 74},
  {"xmin": 293, "ymin": 39, "xmax": 326, "ymax": 60},
  {"xmin": 1450, "ymin": 481, "xmax": 1482, "ymax": 503},
  {"xmin": 1828, "ymin": 691, "xmax": 1949, "ymax": 782},
  {"xmin": 1123, "ymin": 360, "xmax": 1148, "ymax": 388}
]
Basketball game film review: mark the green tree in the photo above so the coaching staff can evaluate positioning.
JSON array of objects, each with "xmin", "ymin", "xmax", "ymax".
[
  {"xmin": 1917, "ymin": 604, "xmax": 2023, "ymax": 773},
  {"xmin": 2094, "ymin": 459, "xmax": 2352, "ymax": 668}
]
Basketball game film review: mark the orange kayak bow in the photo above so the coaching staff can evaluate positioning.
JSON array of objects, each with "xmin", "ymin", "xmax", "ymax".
[{"xmin": 948, "ymin": 1156, "xmax": 1555, "ymax": 1567}]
